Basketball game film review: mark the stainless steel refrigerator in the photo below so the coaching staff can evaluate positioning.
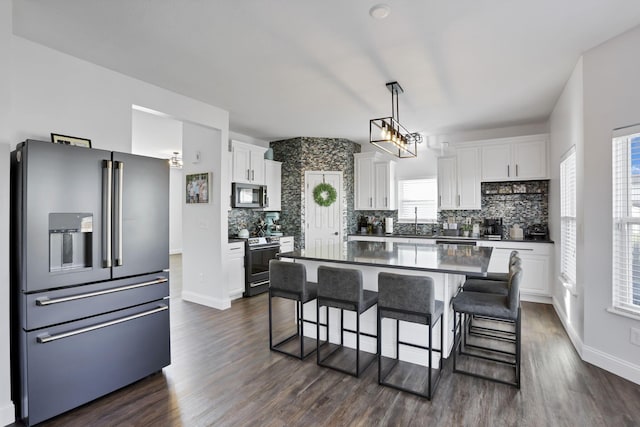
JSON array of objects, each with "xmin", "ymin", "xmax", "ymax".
[{"xmin": 10, "ymin": 139, "xmax": 171, "ymax": 426}]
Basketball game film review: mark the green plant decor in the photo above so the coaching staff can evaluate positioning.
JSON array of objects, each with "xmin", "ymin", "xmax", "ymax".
[{"xmin": 313, "ymin": 182, "xmax": 337, "ymax": 207}]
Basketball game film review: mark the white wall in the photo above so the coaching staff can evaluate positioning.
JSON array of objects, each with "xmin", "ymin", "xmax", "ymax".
[
  {"xmin": 181, "ymin": 123, "xmax": 230, "ymax": 309},
  {"xmin": 548, "ymin": 58, "xmax": 585, "ymax": 352},
  {"xmin": 0, "ymin": 1, "xmax": 14, "ymax": 424},
  {"xmin": 131, "ymin": 110, "xmax": 184, "ymax": 254},
  {"xmin": 1, "ymin": 33, "xmax": 231, "ymax": 425},
  {"xmin": 580, "ymin": 25, "xmax": 640, "ymax": 384}
]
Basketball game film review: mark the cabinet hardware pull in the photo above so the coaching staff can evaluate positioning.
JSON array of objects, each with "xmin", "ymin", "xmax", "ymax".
[
  {"xmin": 507, "ymin": 164, "xmax": 510, "ymax": 177},
  {"xmin": 516, "ymin": 164, "xmax": 519, "ymax": 176},
  {"xmin": 457, "ymin": 194, "xmax": 461, "ymax": 206},
  {"xmin": 251, "ymin": 169, "xmax": 255, "ymax": 181},
  {"xmin": 36, "ymin": 278, "xmax": 168, "ymax": 306},
  {"xmin": 247, "ymin": 169, "xmax": 250, "ymax": 180},
  {"xmin": 37, "ymin": 304, "xmax": 168, "ymax": 343}
]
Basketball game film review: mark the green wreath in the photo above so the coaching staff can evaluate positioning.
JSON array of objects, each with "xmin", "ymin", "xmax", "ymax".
[{"xmin": 313, "ymin": 182, "xmax": 337, "ymax": 207}]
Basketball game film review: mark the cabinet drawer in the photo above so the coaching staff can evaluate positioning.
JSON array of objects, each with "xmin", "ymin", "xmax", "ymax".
[
  {"xmin": 24, "ymin": 272, "xmax": 169, "ymax": 330},
  {"xmin": 21, "ymin": 300, "xmax": 170, "ymax": 425}
]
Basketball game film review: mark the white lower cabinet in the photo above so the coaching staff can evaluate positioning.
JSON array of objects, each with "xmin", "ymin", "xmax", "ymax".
[
  {"xmin": 478, "ymin": 241, "xmax": 553, "ymax": 301},
  {"xmin": 227, "ymin": 242, "xmax": 245, "ymax": 299},
  {"xmin": 279, "ymin": 236, "xmax": 294, "ymax": 253}
]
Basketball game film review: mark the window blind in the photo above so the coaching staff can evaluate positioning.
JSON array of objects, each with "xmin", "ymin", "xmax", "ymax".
[
  {"xmin": 612, "ymin": 125, "xmax": 640, "ymax": 315},
  {"xmin": 560, "ymin": 147, "xmax": 576, "ymax": 287},
  {"xmin": 397, "ymin": 178, "xmax": 438, "ymax": 222}
]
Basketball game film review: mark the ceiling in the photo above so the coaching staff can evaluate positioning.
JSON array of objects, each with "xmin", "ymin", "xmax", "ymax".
[{"xmin": 11, "ymin": 1, "xmax": 640, "ymax": 145}]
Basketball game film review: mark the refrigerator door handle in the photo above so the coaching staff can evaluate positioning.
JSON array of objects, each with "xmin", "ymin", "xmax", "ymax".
[
  {"xmin": 36, "ymin": 304, "xmax": 169, "ymax": 344},
  {"xmin": 114, "ymin": 161, "xmax": 124, "ymax": 266},
  {"xmin": 102, "ymin": 160, "xmax": 113, "ymax": 268},
  {"xmin": 35, "ymin": 277, "xmax": 169, "ymax": 306}
]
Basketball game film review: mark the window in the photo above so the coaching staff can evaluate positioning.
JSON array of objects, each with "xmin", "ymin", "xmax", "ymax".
[
  {"xmin": 397, "ymin": 178, "xmax": 438, "ymax": 222},
  {"xmin": 560, "ymin": 147, "xmax": 577, "ymax": 290},
  {"xmin": 612, "ymin": 125, "xmax": 640, "ymax": 316}
]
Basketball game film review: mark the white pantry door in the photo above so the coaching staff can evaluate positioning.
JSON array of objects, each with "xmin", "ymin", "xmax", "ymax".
[{"xmin": 305, "ymin": 171, "xmax": 342, "ymax": 256}]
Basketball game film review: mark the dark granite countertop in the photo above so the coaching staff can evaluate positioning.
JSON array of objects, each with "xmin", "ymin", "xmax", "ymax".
[
  {"xmin": 281, "ymin": 240, "xmax": 492, "ymax": 277},
  {"xmin": 348, "ymin": 233, "xmax": 554, "ymax": 244}
]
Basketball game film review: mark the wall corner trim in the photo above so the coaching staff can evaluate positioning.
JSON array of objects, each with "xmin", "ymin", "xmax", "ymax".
[
  {"xmin": 552, "ymin": 296, "xmax": 584, "ymax": 357},
  {"xmin": 0, "ymin": 401, "xmax": 15, "ymax": 426}
]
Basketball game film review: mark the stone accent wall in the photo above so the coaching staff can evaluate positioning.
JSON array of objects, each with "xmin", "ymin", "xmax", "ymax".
[{"xmin": 270, "ymin": 137, "xmax": 361, "ymax": 250}]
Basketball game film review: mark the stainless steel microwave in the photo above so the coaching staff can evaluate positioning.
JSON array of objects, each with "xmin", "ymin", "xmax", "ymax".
[{"xmin": 231, "ymin": 183, "xmax": 268, "ymax": 208}]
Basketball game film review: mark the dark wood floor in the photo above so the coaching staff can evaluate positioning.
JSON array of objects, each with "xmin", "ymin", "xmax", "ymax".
[{"xmin": 14, "ymin": 255, "xmax": 640, "ymax": 426}]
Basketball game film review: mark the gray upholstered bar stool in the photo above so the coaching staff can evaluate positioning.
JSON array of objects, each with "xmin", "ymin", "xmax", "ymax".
[
  {"xmin": 452, "ymin": 267, "xmax": 523, "ymax": 388},
  {"xmin": 269, "ymin": 260, "xmax": 318, "ymax": 359},
  {"xmin": 462, "ymin": 251, "xmax": 520, "ymax": 296},
  {"xmin": 377, "ymin": 272, "xmax": 444, "ymax": 399},
  {"xmin": 316, "ymin": 265, "xmax": 378, "ymax": 377}
]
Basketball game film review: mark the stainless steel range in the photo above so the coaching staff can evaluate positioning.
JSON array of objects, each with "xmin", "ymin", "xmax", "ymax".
[{"xmin": 244, "ymin": 236, "xmax": 280, "ymax": 297}]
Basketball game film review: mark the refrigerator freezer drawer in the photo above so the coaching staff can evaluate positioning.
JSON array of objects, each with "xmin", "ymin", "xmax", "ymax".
[
  {"xmin": 18, "ymin": 300, "xmax": 171, "ymax": 426},
  {"xmin": 23, "ymin": 272, "xmax": 169, "ymax": 331}
]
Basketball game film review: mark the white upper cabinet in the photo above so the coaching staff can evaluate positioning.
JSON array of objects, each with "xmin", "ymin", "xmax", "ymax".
[
  {"xmin": 374, "ymin": 161, "xmax": 396, "ymax": 210},
  {"xmin": 437, "ymin": 147, "xmax": 481, "ymax": 210},
  {"xmin": 481, "ymin": 135, "xmax": 548, "ymax": 182},
  {"xmin": 263, "ymin": 159, "xmax": 282, "ymax": 211},
  {"xmin": 354, "ymin": 152, "xmax": 396, "ymax": 210},
  {"xmin": 437, "ymin": 156, "xmax": 457, "ymax": 210},
  {"xmin": 231, "ymin": 140, "xmax": 267, "ymax": 184},
  {"xmin": 456, "ymin": 147, "xmax": 482, "ymax": 209}
]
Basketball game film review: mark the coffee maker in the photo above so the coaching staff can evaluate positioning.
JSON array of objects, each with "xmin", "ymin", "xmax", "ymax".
[{"xmin": 483, "ymin": 218, "xmax": 503, "ymax": 239}]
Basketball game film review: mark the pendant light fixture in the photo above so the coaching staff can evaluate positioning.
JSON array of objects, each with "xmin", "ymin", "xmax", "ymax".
[{"xmin": 369, "ymin": 81, "xmax": 422, "ymax": 158}]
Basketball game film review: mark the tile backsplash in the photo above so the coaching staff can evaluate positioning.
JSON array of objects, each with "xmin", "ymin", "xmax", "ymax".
[
  {"xmin": 352, "ymin": 180, "xmax": 548, "ymax": 238},
  {"xmin": 439, "ymin": 180, "xmax": 548, "ymax": 238}
]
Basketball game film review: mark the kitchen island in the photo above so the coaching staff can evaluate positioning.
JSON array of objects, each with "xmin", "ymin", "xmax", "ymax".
[{"xmin": 279, "ymin": 240, "xmax": 492, "ymax": 366}]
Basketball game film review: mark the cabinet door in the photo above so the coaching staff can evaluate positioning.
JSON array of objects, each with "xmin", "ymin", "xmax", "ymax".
[
  {"xmin": 374, "ymin": 162, "xmax": 392, "ymax": 210},
  {"xmin": 519, "ymin": 254, "xmax": 549, "ymax": 295},
  {"xmin": 456, "ymin": 147, "xmax": 481, "ymax": 210},
  {"xmin": 512, "ymin": 139, "xmax": 547, "ymax": 180},
  {"xmin": 279, "ymin": 236, "xmax": 294, "ymax": 253},
  {"xmin": 228, "ymin": 244, "xmax": 245, "ymax": 297},
  {"xmin": 250, "ymin": 149, "xmax": 266, "ymax": 185},
  {"xmin": 481, "ymin": 143, "xmax": 511, "ymax": 182},
  {"xmin": 437, "ymin": 156, "xmax": 457, "ymax": 210},
  {"xmin": 354, "ymin": 156, "xmax": 375, "ymax": 210},
  {"xmin": 263, "ymin": 160, "xmax": 281, "ymax": 211},
  {"xmin": 232, "ymin": 144, "xmax": 252, "ymax": 183}
]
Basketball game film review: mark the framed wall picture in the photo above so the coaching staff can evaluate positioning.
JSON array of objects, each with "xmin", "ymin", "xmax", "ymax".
[
  {"xmin": 51, "ymin": 133, "xmax": 92, "ymax": 148},
  {"xmin": 186, "ymin": 172, "xmax": 210, "ymax": 204}
]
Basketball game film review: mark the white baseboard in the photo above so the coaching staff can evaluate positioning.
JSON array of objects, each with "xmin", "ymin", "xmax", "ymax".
[
  {"xmin": 552, "ymin": 296, "xmax": 640, "ymax": 386},
  {"xmin": 583, "ymin": 344, "xmax": 640, "ymax": 386},
  {"xmin": 181, "ymin": 291, "xmax": 230, "ymax": 310},
  {"xmin": 552, "ymin": 296, "xmax": 584, "ymax": 357},
  {"xmin": 0, "ymin": 400, "xmax": 15, "ymax": 426},
  {"xmin": 521, "ymin": 293, "xmax": 552, "ymax": 304}
]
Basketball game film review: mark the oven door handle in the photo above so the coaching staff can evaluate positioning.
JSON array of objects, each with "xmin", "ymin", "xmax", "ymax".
[
  {"xmin": 251, "ymin": 279, "xmax": 270, "ymax": 287},
  {"xmin": 36, "ymin": 304, "xmax": 168, "ymax": 344},
  {"xmin": 249, "ymin": 244, "xmax": 280, "ymax": 250}
]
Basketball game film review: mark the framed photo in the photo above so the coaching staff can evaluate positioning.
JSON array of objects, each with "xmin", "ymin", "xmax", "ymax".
[
  {"xmin": 186, "ymin": 172, "xmax": 210, "ymax": 204},
  {"xmin": 51, "ymin": 133, "xmax": 92, "ymax": 148}
]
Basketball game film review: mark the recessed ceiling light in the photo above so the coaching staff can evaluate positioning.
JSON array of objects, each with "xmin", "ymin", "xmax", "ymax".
[{"xmin": 369, "ymin": 4, "xmax": 391, "ymax": 20}]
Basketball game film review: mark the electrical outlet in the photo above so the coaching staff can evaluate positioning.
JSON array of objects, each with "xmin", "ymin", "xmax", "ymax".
[{"xmin": 631, "ymin": 327, "xmax": 640, "ymax": 347}]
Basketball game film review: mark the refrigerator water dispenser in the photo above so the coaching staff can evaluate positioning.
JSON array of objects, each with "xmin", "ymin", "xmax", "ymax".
[{"xmin": 49, "ymin": 213, "xmax": 93, "ymax": 271}]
